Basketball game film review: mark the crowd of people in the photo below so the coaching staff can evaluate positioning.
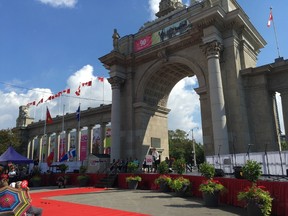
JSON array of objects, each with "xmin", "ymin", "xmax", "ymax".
[{"xmin": 109, "ymin": 147, "xmax": 174, "ymax": 174}]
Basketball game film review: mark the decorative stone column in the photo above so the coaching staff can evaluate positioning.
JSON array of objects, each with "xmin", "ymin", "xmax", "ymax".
[
  {"xmin": 202, "ymin": 40, "xmax": 229, "ymax": 154},
  {"xmin": 108, "ymin": 76, "xmax": 124, "ymax": 161},
  {"xmin": 87, "ymin": 125, "xmax": 94, "ymax": 155},
  {"xmin": 30, "ymin": 138, "xmax": 35, "ymax": 160},
  {"xmin": 65, "ymin": 129, "xmax": 71, "ymax": 153},
  {"xmin": 100, "ymin": 122, "xmax": 107, "ymax": 154},
  {"xmin": 46, "ymin": 133, "xmax": 51, "ymax": 157},
  {"xmin": 76, "ymin": 128, "xmax": 82, "ymax": 161},
  {"xmin": 38, "ymin": 135, "xmax": 43, "ymax": 162},
  {"xmin": 280, "ymin": 90, "xmax": 288, "ymax": 142},
  {"xmin": 55, "ymin": 132, "xmax": 61, "ymax": 162},
  {"xmin": 27, "ymin": 141, "xmax": 31, "ymax": 159}
]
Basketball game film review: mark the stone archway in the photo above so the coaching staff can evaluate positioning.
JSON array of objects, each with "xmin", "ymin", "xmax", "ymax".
[{"xmin": 99, "ymin": 0, "xmax": 277, "ymax": 163}]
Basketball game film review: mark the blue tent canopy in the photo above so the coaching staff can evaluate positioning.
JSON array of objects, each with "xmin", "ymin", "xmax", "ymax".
[{"xmin": 0, "ymin": 146, "xmax": 33, "ymax": 164}]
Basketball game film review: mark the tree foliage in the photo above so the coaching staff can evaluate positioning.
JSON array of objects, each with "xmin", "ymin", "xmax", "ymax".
[
  {"xmin": 0, "ymin": 129, "xmax": 22, "ymax": 155},
  {"xmin": 168, "ymin": 129, "xmax": 204, "ymax": 165}
]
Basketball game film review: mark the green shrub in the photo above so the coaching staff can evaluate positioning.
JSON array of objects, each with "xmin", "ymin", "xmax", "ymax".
[
  {"xmin": 172, "ymin": 158, "xmax": 186, "ymax": 174},
  {"xmin": 158, "ymin": 161, "xmax": 169, "ymax": 174},
  {"xmin": 199, "ymin": 162, "xmax": 215, "ymax": 179}
]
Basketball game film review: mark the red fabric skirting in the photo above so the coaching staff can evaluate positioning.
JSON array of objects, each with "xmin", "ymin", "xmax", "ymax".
[{"xmin": 118, "ymin": 173, "xmax": 288, "ymax": 216}]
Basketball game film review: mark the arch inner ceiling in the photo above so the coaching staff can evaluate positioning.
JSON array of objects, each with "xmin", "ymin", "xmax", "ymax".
[{"xmin": 143, "ymin": 62, "xmax": 195, "ymax": 107}]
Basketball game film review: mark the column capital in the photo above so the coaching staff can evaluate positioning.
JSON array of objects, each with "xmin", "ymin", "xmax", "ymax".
[
  {"xmin": 201, "ymin": 40, "xmax": 222, "ymax": 57},
  {"xmin": 108, "ymin": 76, "xmax": 125, "ymax": 89}
]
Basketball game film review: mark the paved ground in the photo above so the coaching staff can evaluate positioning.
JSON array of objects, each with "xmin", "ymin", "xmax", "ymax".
[{"xmin": 31, "ymin": 187, "xmax": 247, "ymax": 216}]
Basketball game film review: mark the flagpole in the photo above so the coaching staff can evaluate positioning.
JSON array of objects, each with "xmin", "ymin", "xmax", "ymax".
[
  {"xmin": 90, "ymin": 78, "xmax": 93, "ymax": 107},
  {"xmin": 77, "ymin": 103, "xmax": 81, "ymax": 161},
  {"xmin": 270, "ymin": 7, "xmax": 281, "ymax": 58},
  {"xmin": 44, "ymin": 106, "xmax": 47, "ymax": 136},
  {"xmin": 102, "ymin": 78, "xmax": 105, "ymax": 105},
  {"xmin": 62, "ymin": 104, "xmax": 65, "ymax": 132}
]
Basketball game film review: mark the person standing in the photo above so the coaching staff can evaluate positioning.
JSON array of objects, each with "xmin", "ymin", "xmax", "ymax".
[{"xmin": 151, "ymin": 147, "xmax": 160, "ymax": 172}]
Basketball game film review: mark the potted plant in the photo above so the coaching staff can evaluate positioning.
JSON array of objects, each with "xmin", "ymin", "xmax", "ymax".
[
  {"xmin": 125, "ymin": 175, "xmax": 142, "ymax": 189},
  {"xmin": 199, "ymin": 162, "xmax": 226, "ymax": 207},
  {"xmin": 77, "ymin": 165, "xmax": 90, "ymax": 187},
  {"xmin": 237, "ymin": 160, "xmax": 273, "ymax": 216},
  {"xmin": 169, "ymin": 176, "xmax": 191, "ymax": 196},
  {"xmin": 29, "ymin": 166, "xmax": 42, "ymax": 187},
  {"xmin": 154, "ymin": 175, "xmax": 172, "ymax": 192},
  {"xmin": 127, "ymin": 162, "xmax": 139, "ymax": 173},
  {"xmin": 30, "ymin": 175, "xmax": 42, "ymax": 187},
  {"xmin": 172, "ymin": 158, "xmax": 186, "ymax": 174},
  {"xmin": 58, "ymin": 164, "xmax": 69, "ymax": 173},
  {"xmin": 157, "ymin": 161, "xmax": 169, "ymax": 174}
]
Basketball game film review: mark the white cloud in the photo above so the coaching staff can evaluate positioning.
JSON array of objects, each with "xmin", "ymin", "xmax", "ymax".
[
  {"xmin": 0, "ymin": 65, "xmax": 111, "ymax": 129},
  {"xmin": 148, "ymin": 0, "xmax": 160, "ymax": 19},
  {"xmin": 37, "ymin": 0, "xmax": 78, "ymax": 8},
  {"xmin": 168, "ymin": 77, "xmax": 202, "ymax": 143}
]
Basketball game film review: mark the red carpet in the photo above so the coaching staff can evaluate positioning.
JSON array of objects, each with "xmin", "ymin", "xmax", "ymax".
[{"xmin": 30, "ymin": 187, "xmax": 150, "ymax": 216}]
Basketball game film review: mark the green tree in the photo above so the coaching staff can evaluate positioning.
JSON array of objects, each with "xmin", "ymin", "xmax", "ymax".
[
  {"xmin": 168, "ymin": 129, "xmax": 204, "ymax": 165},
  {"xmin": 0, "ymin": 129, "xmax": 22, "ymax": 154}
]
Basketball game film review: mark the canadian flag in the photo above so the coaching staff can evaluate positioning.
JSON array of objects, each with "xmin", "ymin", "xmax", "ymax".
[
  {"xmin": 36, "ymin": 98, "xmax": 44, "ymax": 106},
  {"xmin": 62, "ymin": 88, "xmax": 70, "ymax": 94},
  {"xmin": 75, "ymin": 85, "xmax": 81, "ymax": 96},
  {"xmin": 97, "ymin": 77, "xmax": 104, "ymax": 82},
  {"xmin": 82, "ymin": 81, "xmax": 92, "ymax": 86},
  {"xmin": 27, "ymin": 101, "xmax": 36, "ymax": 106},
  {"xmin": 267, "ymin": 9, "xmax": 273, "ymax": 27}
]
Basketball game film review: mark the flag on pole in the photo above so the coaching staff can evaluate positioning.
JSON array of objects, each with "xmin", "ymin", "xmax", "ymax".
[
  {"xmin": 36, "ymin": 98, "xmax": 43, "ymax": 106},
  {"xmin": 82, "ymin": 81, "xmax": 92, "ymax": 86},
  {"xmin": 46, "ymin": 107, "xmax": 53, "ymax": 124},
  {"xmin": 76, "ymin": 105, "xmax": 80, "ymax": 121},
  {"xmin": 97, "ymin": 77, "xmax": 104, "ymax": 82},
  {"xmin": 46, "ymin": 151, "xmax": 54, "ymax": 167},
  {"xmin": 62, "ymin": 88, "xmax": 70, "ymax": 94},
  {"xmin": 75, "ymin": 84, "xmax": 81, "ymax": 96},
  {"xmin": 59, "ymin": 149, "xmax": 76, "ymax": 162},
  {"xmin": 27, "ymin": 101, "xmax": 36, "ymax": 106},
  {"xmin": 267, "ymin": 8, "xmax": 273, "ymax": 27}
]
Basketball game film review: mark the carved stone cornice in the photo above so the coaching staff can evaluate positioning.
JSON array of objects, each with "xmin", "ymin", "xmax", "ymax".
[{"xmin": 98, "ymin": 51, "xmax": 127, "ymax": 68}]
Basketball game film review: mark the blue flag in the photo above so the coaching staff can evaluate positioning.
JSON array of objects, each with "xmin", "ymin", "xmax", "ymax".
[
  {"xmin": 76, "ymin": 105, "xmax": 80, "ymax": 121},
  {"xmin": 60, "ymin": 149, "xmax": 76, "ymax": 162}
]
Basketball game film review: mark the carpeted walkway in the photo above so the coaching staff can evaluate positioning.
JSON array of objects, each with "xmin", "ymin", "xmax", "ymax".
[{"xmin": 30, "ymin": 187, "xmax": 150, "ymax": 216}]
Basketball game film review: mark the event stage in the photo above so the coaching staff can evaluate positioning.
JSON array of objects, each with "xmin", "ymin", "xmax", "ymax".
[
  {"xmin": 39, "ymin": 172, "xmax": 288, "ymax": 216},
  {"xmin": 117, "ymin": 173, "xmax": 288, "ymax": 216}
]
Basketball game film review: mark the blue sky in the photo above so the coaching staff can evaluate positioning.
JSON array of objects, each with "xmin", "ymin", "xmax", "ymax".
[{"xmin": 0, "ymin": 0, "xmax": 287, "ymax": 143}]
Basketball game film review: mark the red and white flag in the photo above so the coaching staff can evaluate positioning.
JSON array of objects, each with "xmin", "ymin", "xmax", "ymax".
[
  {"xmin": 82, "ymin": 81, "xmax": 92, "ymax": 87},
  {"xmin": 75, "ymin": 84, "xmax": 81, "ymax": 96},
  {"xmin": 27, "ymin": 101, "xmax": 36, "ymax": 106},
  {"xmin": 267, "ymin": 9, "xmax": 273, "ymax": 27},
  {"xmin": 36, "ymin": 98, "xmax": 43, "ymax": 106},
  {"xmin": 46, "ymin": 107, "xmax": 53, "ymax": 124},
  {"xmin": 45, "ymin": 95, "xmax": 55, "ymax": 102},
  {"xmin": 97, "ymin": 77, "xmax": 104, "ymax": 82},
  {"xmin": 62, "ymin": 88, "xmax": 70, "ymax": 94}
]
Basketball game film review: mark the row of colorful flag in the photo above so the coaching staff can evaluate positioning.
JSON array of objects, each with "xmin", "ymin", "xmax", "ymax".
[{"xmin": 26, "ymin": 77, "xmax": 105, "ymax": 107}]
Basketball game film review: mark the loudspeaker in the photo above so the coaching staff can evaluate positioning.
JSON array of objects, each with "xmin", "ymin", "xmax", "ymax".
[
  {"xmin": 214, "ymin": 169, "xmax": 225, "ymax": 177},
  {"xmin": 234, "ymin": 166, "xmax": 244, "ymax": 179}
]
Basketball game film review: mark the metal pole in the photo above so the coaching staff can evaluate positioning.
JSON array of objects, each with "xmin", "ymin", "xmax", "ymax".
[{"xmin": 191, "ymin": 128, "xmax": 198, "ymax": 168}]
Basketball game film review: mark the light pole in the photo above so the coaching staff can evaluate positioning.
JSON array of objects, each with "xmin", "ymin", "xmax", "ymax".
[{"xmin": 187, "ymin": 128, "xmax": 198, "ymax": 168}]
